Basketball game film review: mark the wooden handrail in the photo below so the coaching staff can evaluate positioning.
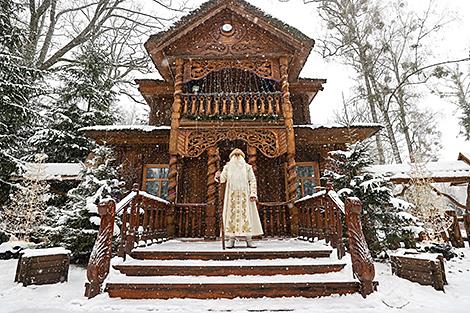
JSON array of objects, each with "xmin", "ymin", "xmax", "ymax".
[
  {"xmin": 345, "ymin": 197, "xmax": 375, "ymax": 298},
  {"xmin": 295, "ymin": 191, "xmax": 345, "ymax": 259},
  {"xmin": 85, "ymin": 185, "xmax": 171, "ymax": 298}
]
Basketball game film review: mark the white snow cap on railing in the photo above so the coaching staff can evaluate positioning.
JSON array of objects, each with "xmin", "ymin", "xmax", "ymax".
[{"xmin": 115, "ymin": 190, "xmax": 170, "ymax": 213}]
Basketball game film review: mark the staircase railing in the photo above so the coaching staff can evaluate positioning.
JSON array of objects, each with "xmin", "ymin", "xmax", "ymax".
[
  {"xmin": 295, "ymin": 186, "xmax": 375, "ymax": 297},
  {"xmin": 295, "ymin": 186, "xmax": 345, "ymax": 259},
  {"xmin": 117, "ymin": 185, "xmax": 169, "ymax": 258},
  {"xmin": 85, "ymin": 184, "xmax": 170, "ymax": 298}
]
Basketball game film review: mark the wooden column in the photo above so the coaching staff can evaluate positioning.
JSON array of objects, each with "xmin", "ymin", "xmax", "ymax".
[
  {"xmin": 280, "ymin": 56, "xmax": 299, "ymax": 236},
  {"xmin": 247, "ymin": 145, "xmax": 257, "ymax": 174},
  {"xmin": 206, "ymin": 146, "xmax": 218, "ymax": 239},
  {"xmin": 168, "ymin": 58, "xmax": 184, "ymax": 204}
]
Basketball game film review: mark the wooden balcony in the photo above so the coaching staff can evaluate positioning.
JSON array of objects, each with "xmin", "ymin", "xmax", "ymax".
[{"xmin": 181, "ymin": 92, "xmax": 283, "ymax": 120}]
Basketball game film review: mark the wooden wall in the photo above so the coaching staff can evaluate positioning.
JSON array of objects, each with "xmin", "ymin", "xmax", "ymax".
[
  {"xmin": 291, "ymin": 94, "xmax": 311, "ymax": 125},
  {"xmin": 178, "ymin": 154, "xmax": 208, "ymax": 204},
  {"xmin": 149, "ymin": 96, "xmax": 173, "ymax": 126},
  {"xmin": 116, "ymin": 144, "xmax": 169, "ymax": 190}
]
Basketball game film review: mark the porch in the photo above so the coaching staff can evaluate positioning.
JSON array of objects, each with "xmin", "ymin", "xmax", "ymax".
[{"xmin": 84, "ymin": 186, "xmax": 376, "ymax": 299}]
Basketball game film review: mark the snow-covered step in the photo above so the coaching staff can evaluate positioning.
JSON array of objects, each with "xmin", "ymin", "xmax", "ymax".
[
  {"xmin": 105, "ymin": 281, "xmax": 364, "ymax": 299},
  {"xmin": 130, "ymin": 249, "xmax": 332, "ymax": 260},
  {"xmin": 113, "ymin": 263, "xmax": 346, "ymax": 276}
]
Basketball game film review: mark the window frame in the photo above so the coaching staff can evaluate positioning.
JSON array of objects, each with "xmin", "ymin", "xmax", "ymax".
[
  {"xmin": 142, "ymin": 164, "xmax": 170, "ymax": 199},
  {"xmin": 294, "ymin": 161, "xmax": 321, "ymax": 198}
]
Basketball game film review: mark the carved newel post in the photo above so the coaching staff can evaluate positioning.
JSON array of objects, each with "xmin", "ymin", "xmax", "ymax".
[
  {"xmin": 84, "ymin": 199, "xmax": 116, "ymax": 298},
  {"xmin": 345, "ymin": 197, "xmax": 375, "ymax": 297}
]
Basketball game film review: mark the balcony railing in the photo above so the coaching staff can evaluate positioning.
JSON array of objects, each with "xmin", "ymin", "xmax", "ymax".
[{"xmin": 181, "ymin": 92, "xmax": 283, "ymax": 120}]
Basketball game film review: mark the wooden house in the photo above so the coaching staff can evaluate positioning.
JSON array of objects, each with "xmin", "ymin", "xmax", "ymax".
[
  {"xmin": 83, "ymin": 0, "xmax": 379, "ymax": 300},
  {"xmin": 82, "ymin": 0, "xmax": 379, "ymax": 240}
]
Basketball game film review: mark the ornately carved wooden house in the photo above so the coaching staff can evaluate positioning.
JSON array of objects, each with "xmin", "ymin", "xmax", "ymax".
[{"xmin": 83, "ymin": 0, "xmax": 379, "ymax": 299}]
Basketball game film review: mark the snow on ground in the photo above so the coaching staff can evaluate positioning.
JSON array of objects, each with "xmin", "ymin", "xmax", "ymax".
[{"xmin": 1, "ymin": 249, "xmax": 469, "ymax": 313}]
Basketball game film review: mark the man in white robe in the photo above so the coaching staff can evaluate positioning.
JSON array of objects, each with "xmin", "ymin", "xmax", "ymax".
[{"xmin": 215, "ymin": 148, "xmax": 263, "ymax": 248}]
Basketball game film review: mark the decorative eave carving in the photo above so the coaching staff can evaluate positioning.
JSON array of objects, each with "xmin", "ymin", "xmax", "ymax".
[{"xmin": 177, "ymin": 128, "xmax": 287, "ymax": 159}]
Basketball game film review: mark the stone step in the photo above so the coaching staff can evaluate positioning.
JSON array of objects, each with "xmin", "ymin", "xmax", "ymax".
[
  {"xmin": 129, "ymin": 249, "xmax": 332, "ymax": 261},
  {"xmin": 105, "ymin": 281, "xmax": 364, "ymax": 299},
  {"xmin": 113, "ymin": 263, "xmax": 346, "ymax": 276}
]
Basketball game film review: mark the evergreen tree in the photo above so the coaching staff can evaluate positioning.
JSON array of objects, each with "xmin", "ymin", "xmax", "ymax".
[
  {"xmin": 29, "ymin": 43, "xmax": 118, "ymax": 163},
  {"xmin": 0, "ymin": 0, "xmax": 44, "ymax": 202},
  {"xmin": 49, "ymin": 146, "xmax": 124, "ymax": 264},
  {"xmin": 324, "ymin": 143, "xmax": 415, "ymax": 256}
]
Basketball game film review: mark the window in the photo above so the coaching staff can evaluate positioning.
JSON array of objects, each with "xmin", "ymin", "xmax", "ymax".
[
  {"xmin": 295, "ymin": 162, "xmax": 320, "ymax": 198},
  {"xmin": 143, "ymin": 164, "xmax": 169, "ymax": 200}
]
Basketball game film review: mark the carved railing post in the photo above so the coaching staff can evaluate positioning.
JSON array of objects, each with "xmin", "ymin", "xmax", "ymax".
[
  {"xmin": 84, "ymin": 199, "xmax": 116, "ymax": 298},
  {"xmin": 279, "ymin": 56, "xmax": 298, "ymax": 236},
  {"xmin": 206, "ymin": 146, "xmax": 218, "ymax": 239},
  {"xmin": 345, "ymin": 197, "xmax": 375, "ymax": 297}
]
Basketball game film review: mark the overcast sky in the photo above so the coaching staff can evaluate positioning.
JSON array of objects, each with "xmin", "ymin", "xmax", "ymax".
[{"xmin": 139, "ymin": 0, "xmax": 470, "ymax": 161}]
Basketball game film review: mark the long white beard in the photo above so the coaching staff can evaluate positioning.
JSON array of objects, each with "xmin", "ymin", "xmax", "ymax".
[{"xmin": 226, "ymin": 156, "xmax": 248, "ymax": 190}]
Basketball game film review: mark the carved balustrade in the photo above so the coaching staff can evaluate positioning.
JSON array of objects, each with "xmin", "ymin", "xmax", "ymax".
[
  {"xmin": 118, "ymin": 188, "xmax": 169, "ymax": 258},
  {"xmin": 174, "ymin": 203, "xmax": 208, "ymax": 238},
  {"xmin": 257, "ymin": 202, "xmax": 290, "ymax": 237},
  {"xmin": 295, "ymin": 190, "xmax": 345, "ymax": 259},
  {"xmin": 85, "ymin": 185, "xmax": 171, "ymax": 298},
  {"xmin": 181, "ymin": 92, "xmax": 282, "ymax": 119}
]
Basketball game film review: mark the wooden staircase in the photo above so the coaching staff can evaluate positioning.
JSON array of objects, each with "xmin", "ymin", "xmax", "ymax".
[
  {"xmin": 104, "ymin": 239, "xmax": 368, "ymax": 299},
  {"xmin": 84, "ymin": 190, "xmax": 377, "ymax": 300}
]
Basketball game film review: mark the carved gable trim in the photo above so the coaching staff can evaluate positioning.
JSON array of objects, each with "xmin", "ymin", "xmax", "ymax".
[{"xmin": 165, "ymin": 9, "xmax": 294, "ymax": 60}]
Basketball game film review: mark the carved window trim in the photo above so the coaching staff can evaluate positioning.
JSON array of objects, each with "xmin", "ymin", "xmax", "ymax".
[{"xmin": 142, "ymin": 164, "xmax": 170, "ymax": 200}]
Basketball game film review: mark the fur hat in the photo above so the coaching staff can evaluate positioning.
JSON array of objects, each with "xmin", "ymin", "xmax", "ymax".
[{"xmin": 229, "ymin": 148, "xmax": 245, "ymax": 159}]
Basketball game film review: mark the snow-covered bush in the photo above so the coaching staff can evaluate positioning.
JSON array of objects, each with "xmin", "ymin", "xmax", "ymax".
[
  {"xmin": 48, "ymin": 146, "xmax": 124, "ymax": 264},
  {"xmin": 324, "ymin": 143, "xmax": 415, "ymax": 256}
]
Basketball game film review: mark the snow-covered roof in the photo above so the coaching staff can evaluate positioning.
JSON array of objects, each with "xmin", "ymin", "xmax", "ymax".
[
  {"xmin": 366, "ymin": 160, "xmax": 470, "ymax": 182},
  {"xmin": 294, "ymin": 123, "xmax": 382, "ymax": 129},
  {"xmin": 79, "ymin": 125, "xmax": 170, "ymax": 132},
  {"xmin": 21, "ymin": 247, "xmax": 71, "ymax": 258},
  {"xmin": 11, "ymin": 163, "xmax": 83, "ymax": 181}
]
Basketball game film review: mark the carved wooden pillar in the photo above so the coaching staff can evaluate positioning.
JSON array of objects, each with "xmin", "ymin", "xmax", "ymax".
[
  {"xmin": 345, "ymin": 197, "xmax": 376, "ymax": 298},
  {"xmin": 168, "ymin": 58, "xmax": 184, "ymax": 204},
  {"xmin": 247, "ymin": 145, "xmax": 257, "ymax": 174},
  {"xmin": 85, "ymin": 199, "xmax": 115, "ymax": 298},
  {"xmin": 206, "ymin": 146, "xmax": 218, "ymax": 239},
  {"xmin": 280, "ymin": 56, "xmax": 299, "ymax": 236}
]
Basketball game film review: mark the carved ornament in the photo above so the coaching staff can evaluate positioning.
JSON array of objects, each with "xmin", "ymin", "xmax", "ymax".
[
  {"xmin": 177, "ymin": 128, "xmax": 287, "ymax": 158},
  {"xmin": 189, "ymin": 59, "xmax": 273, "ymax": 81}
]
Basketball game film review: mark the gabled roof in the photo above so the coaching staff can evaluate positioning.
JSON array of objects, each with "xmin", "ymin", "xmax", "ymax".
[{"xmin": 145, "ymin": 0, "xmax": 315, "ymax": 82}]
